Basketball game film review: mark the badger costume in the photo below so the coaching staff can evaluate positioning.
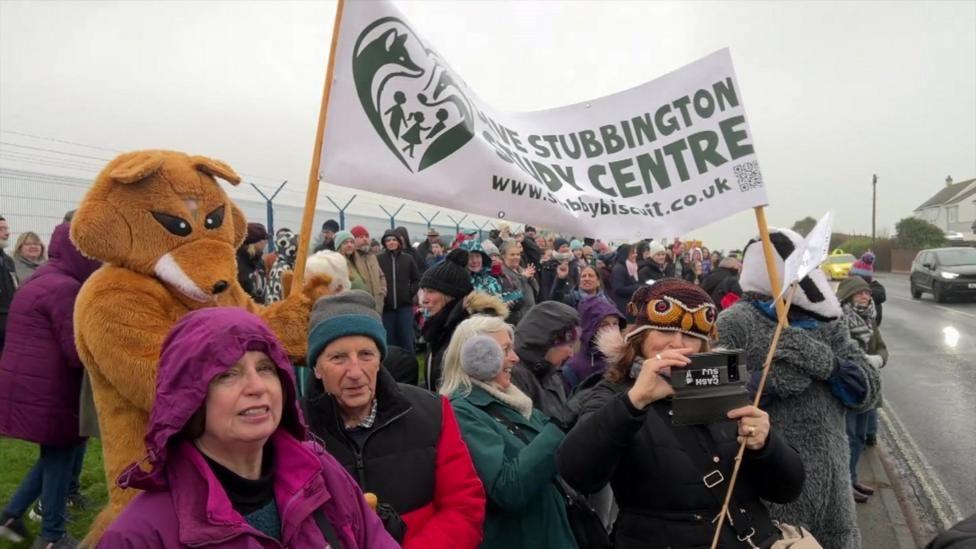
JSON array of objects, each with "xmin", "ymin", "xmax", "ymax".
[{"xmin": 716, "ymin": 228, "xmax": 881, "ymax": 549}]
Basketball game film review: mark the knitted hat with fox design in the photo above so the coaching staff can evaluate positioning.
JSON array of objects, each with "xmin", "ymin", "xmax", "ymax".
[{"xmin": 625, "ymin": 278, "xmax": 717, "ymax": 344}]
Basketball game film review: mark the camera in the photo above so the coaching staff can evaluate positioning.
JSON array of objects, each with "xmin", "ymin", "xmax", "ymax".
[{"xmin": 669, "ymin": 349, "xmax": 750, "ymax": 426}]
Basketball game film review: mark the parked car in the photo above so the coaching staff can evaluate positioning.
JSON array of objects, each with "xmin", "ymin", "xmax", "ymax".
[
  {"xmin": 910, "ymin": 247, "xmax": 976, "ymax": 302},
  {"xmin": 944, "ymin": 231, "xmax": 965, "ymax": 241},
  {"xmin": 821, "ymin": 250, "xmax": 856, "ymax": 280}
]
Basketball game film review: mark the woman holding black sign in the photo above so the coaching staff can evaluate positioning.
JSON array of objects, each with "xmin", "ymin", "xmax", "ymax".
[{"xmin": 557, "ymin": 279, "xmax": 807, "ymax": 549}]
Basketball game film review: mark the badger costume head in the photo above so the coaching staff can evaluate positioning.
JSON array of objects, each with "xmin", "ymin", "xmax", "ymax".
[{"xmin": 740, "ymin": 228, "xmax": 842, "ymax": 321}]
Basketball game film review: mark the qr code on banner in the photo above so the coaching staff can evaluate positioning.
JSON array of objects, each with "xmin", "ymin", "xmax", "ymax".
[{"xmin": 733, "ymin": 160, "xmax": 764, "ymax": 192}]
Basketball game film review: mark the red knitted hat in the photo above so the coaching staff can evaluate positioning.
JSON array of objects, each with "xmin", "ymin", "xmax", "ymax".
[
  {"xmin": 350, "ymin": 225, "xmax": 369, "ymax": 239},
  {"xmin": 626, "ymin": 279, "xmax": 716, "ymax": 342}
]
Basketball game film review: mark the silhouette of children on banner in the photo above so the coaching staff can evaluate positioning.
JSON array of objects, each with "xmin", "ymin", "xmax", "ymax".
[
  {"xmin": 426, "ymin": 108, "xmax": 449, "ymax": 139},
  {"xmin": 400, "ymin": 112, "xmax": 429, "ymax": 158},
  {"xmin": 384, "ymin": 91, "xmax": 408, "ymax": 138}
]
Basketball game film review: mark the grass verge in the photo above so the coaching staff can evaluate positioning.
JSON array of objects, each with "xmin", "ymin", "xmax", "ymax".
[{"xmin": 0, "ymin": 437, "xmax": 107, "ymax": 546}]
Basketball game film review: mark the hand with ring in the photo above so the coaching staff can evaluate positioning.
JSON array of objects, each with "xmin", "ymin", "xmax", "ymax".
[
  {"xmin": 626, "ymin": 348, "xmax": 695, "ymax": 410},
  {"xmin": 727, "ymin": 405, "xmax": 770, "ymax": 451}
]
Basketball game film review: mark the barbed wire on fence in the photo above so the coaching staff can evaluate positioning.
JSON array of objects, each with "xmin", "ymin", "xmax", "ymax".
[
  {"xmin": 1, "ymin": 130, "xmax": 522, "ymax": 236},
  {"xmin": 1, "ymin": 166, "xmax": 522, "ymax": 250}
]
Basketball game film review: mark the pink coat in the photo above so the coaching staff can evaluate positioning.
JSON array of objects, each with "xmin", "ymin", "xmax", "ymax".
[{"xmin": 98, "ymin": 307, "xmax": 398, "ymax": 548}]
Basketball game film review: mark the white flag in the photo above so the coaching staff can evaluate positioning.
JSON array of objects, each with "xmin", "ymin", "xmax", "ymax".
[
  {"xmin": 778, "ymin": 211, "xmax": 833, "ymax": 299},
  {"xmin": 320, "ymin": 0, "xmax": 769, "ymax": 239}
]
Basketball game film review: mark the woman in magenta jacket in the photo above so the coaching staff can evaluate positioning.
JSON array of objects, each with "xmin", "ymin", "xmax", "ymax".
[
  {"xmin": 0, "ymin": 222, "xmax": 100, "ymax": 547},
  {"xmin": 98, "ymin": 307, "xmax": 397, "ymax": 548}
]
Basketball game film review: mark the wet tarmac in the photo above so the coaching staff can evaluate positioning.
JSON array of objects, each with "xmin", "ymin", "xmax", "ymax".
[{"xmin": 873, "ymin": 273, "xmax": 976, "ymax": 525}]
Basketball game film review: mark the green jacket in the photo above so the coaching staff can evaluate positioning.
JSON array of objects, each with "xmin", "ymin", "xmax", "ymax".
[{"xmin": 450, "ymin": 386, "xmax": 577, "ymax": 549}]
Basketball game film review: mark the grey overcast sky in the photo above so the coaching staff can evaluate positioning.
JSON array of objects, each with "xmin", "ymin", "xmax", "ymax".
[{"xmin": 1, "ymin": 0, "xmax": 974, "ymax": 248}]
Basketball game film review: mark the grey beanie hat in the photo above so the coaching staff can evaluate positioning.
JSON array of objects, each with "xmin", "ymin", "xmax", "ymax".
[
  {"xmin": 460, "ymin": 335, "xmax": 505, "ymax": 382},
  {"xmin": 307, "ymin": 290, "xmax": 388, "ymax": 365}
]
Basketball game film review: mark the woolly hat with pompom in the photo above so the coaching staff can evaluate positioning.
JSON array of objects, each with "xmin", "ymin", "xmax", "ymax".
[
  {"xmin": 420, "ymin": 248, "xmax": 473, "ymax": 299},
  {"xmin": 460, "ymin": 335, "xmax": 505, "ymax": 381},
  {"xmin": 850, "ymin": 251, "xmax": 876, "ymax": 281}
]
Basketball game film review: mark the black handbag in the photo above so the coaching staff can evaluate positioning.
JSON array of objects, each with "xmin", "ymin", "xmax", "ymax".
[
  {"xmin": 485, "ymin": 405, "xmax": 612, "ymax": 549},
  {"xmin": 555, "ymin": 476, "xmax": 613, "ymax": 549}
]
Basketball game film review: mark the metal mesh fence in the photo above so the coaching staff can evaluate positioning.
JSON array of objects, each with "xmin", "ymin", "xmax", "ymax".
[{"xmin": 1, "ymin": 167, "xmax": 518, "ymax": 249}]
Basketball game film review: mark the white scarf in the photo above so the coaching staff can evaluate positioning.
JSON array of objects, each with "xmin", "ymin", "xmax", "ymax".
[{"xmin": 471, "ymin": 379, "xmax": 534, "ymax": 419}]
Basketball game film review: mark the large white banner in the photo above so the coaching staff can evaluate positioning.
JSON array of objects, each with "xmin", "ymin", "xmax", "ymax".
[{"xmin": 321, "ymin": 0, "xmax": 769, "ymax": 239}]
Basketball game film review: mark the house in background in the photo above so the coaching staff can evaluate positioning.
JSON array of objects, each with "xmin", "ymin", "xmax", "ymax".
[{"xmin": 914, "ymin": 176, "xmax": 976, "ymax": 240}]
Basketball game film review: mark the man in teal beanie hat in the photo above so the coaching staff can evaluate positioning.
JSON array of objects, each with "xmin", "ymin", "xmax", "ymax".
[
  {"xmin": 303, "ymin": 290, "xmax": 488, "ymax": 546},
  {"xmin": 307, "ymin": 290, "xmax": 388, "ymax": 367}
]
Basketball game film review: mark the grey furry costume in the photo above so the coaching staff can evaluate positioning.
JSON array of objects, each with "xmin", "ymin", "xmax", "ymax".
[
  {"xmin": 718, "ymin": 301, "xmax": 880, "ymax": 548},
  {"xmin": 718, "ymin": 227, "xmax": 882, "ymax": 549}
]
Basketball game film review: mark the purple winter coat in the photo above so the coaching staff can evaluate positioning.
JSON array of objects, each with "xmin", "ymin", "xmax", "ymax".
[
  {"xmin": 561, "ymin": 296, "xmax": 625, "ymax": 394},
  {"xmin": 99, "ymin": 307, "xmax": 397, "ymax": 549},
  {"xmin": 0, "ymin": 222, "xmax": 100, "ymax": 447}
]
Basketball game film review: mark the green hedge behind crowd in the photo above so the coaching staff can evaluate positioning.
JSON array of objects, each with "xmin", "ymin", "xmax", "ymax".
[{"xmin": 0, "ymin": 438, "xmax": 107, "ymax": 545}]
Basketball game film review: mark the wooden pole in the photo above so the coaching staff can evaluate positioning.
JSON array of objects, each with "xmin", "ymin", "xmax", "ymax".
[
  {"xmin": 754, "ymin": 206, "xmax": 786, "ymax": 319},
  {"xmin": 709, "ymin": 282, "xmax": 799, "ymax": 549},
  {"xmin": 291, "ymin": 0, "xmax": 346, "ymax": 296}
]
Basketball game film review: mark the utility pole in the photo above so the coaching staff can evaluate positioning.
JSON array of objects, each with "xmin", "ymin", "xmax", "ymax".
[{"xmin": 871, "ymin": 174, "xmax": 877, "ymax": 243}]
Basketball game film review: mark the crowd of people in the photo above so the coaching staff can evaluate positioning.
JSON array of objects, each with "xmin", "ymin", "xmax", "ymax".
[{"xmin": 0, "ymin": 209, "xmax": 943, "ymax": 549}]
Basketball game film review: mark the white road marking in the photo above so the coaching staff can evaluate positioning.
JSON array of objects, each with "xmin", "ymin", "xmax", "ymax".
[
  {"xmin": 880, "ymin": 406, "xmax": 964, "ymax": 528},
  {"xmin": 934, "ymin": 305, "xmax": 976, "ymax": 320},
  {"xmin": 889, "ymin": 294, "xmax": 976, "ymax": 319}
]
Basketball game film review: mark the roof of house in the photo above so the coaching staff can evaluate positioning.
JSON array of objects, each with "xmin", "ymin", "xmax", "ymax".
[
  {"xmin": 947, "ymin": 180, "xmax": 976, "ymax": 205},
  {"xmin": 915, "ymin": 178, "xmax": 976, "ymax": 210}
]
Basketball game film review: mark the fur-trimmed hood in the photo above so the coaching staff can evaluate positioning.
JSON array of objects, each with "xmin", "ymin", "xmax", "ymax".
[
  {"xmin": 462, "ymin": 290, "xmax": 509, "ymax": 318},
  {"xmin": 595, "ymin": 326, "xmax": 629, "ymax": 369}
]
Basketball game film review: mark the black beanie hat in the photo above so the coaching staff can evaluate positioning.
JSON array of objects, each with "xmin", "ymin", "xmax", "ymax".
[
  {"xmin": 420, "ymin": 248, "xmax": 473, "ymax": 299},
  {"xmin": 321, "ymin": 219, "xmax": 340, "ymax": 233}
]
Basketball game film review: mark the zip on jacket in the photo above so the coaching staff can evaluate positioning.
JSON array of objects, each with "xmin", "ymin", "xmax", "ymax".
[
  {"xmin": 335, "ymin": 405, "xmax": 413, "ymax": 490},
  {"xmin": 392, "ymin": 253, "xmax": 398, "ymax": 307}
]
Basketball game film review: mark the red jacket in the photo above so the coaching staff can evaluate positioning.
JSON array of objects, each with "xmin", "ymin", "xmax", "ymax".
[
  {"xmin": 303, "ymin": 367, "xmax": 485, "ymax": 548},
  {"xmin": 401, "ymin": 396, "xmax": 486, "ymax": 547}
]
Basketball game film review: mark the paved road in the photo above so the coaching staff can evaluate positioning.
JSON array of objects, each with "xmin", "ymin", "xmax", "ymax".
[{"xmin": 873, "ymin": 273, "xmax": 976, "ymax": 531}]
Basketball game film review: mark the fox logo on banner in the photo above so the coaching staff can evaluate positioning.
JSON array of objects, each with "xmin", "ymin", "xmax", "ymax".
[
  {"xmin": 322, "ymin": 0, "xmax": 770, "ymax": 239},
  {"xmin": 352, "ymin": 17, "xmax": 476, "ymax": 173}
]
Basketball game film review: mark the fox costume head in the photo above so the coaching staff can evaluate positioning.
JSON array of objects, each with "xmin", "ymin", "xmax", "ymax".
[{"xmin": 71, "ymin": 150, "xmax": 248, "ymax": 303}]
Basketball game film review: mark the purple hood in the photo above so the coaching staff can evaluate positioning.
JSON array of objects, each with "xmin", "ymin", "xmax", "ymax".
[
  {"xmin": 47, "ymin": 221, "xmax": 101, "ymax": 283},
  {"xmin": 118, "ymin": 307, "xmax": 306, "ymax": 491},
  {"xmin": 577, "ymin": 297, "xmax": 625, "ymax": 356},
  {"xmin": 563, "ymin": 296, "xmax": 625, "ymax": 391}
]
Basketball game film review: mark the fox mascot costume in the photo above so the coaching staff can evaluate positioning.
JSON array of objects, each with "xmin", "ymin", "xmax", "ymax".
[{"xmin": 71, "ymin": 150, "xmax": 331, "ymax": 543}]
